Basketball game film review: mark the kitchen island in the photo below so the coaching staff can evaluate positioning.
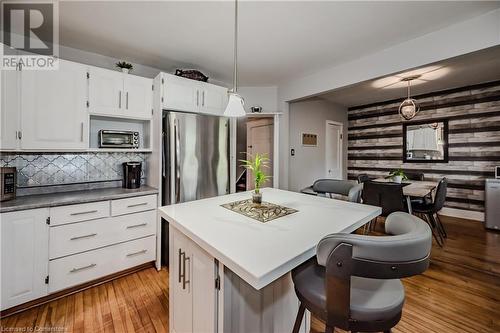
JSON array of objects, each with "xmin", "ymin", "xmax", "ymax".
[{"xmin": 158, "ymin": 188, "xmax": 381, "ymax": 333}]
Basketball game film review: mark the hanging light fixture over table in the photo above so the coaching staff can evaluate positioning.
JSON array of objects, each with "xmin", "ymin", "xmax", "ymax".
[
  {"xmin": 399, "ymin": 76, "xmax": 420, "ymax": 120},
  {"xmin": 224, "ymin": 0, "xmax": 246, "ymax": 117}
]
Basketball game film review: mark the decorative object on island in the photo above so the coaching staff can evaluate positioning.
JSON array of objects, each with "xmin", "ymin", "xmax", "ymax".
[
  {"xmin": 221, "ymin": 199, "xmax": 298, "ymax": 223},
  {"xmin": 116, "ymin": 61, "xmax": 133, "ymax": 74},
  {"xmin": 240, "ymin": 153, "xmax": 271, "ymax": 204},
  {"xmin": 398, "ymin": 76, "xmax": 420, "ymax": 120},
  {"xmin": 386, "ymin": 169, "xmax": 408, "ymax": 184},
  {"xmin": 224, "ymin": 0, "xmax": 246, "ymax": 117},
  {"xmin": 250, "ymin": 106, "xmax": 263, "ymax": 113},
  {"xmin": 174, "ymin": 69, "xmax": 209, "ymax": 82}
]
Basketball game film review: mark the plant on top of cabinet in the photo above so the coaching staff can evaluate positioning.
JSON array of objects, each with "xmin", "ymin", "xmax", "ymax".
[{"xmin": 116, "ymin": 61, "xmax": 133, "ymax": 74}]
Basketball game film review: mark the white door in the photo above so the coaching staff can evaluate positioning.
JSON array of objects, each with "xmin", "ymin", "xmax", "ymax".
[
  {"xmin": 163, "ymin": 75, "xmax": 198, "ymax": 112},
  {"xmin": 0, "ymin": 70, "xmax": 20, "ymax": 150},
  {"xmin": 20, "ymin": 60, "xmax": 88, "ymax": 150},
  {"xmin": 1, "ymin": 208, "xmax": 49, "ymax": 310},
  {"xmin": 123, "ymin": 75, "xmax": 152, "ymax": 119},
  {"xmin": 246, "ymin": 118, "xmax": 274, "ymax": 190},
  {"xmin": 88, "ymin": 66, "xmax": 124, "ymax": 116},
  {"xmin": 325, "ymin": 121, "xmax": 343, "ymax": 179},
  {"xmin": 199, "ymin": 83, "xmax": 228, "ymax": 116},
  {"xmin": 171, "ymin": 229, "xmax": 193, "ymax": 333}
]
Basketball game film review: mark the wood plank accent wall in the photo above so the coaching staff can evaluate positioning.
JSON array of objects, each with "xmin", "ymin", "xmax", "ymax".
[{"xmin": 348, "ymin": 80, "xmax": 500, "ymax": 212}]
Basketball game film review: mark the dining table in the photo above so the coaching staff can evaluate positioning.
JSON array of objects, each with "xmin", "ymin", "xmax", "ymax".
[{"xmin": 372, "ymin": 178, "xmax": 438, "ymax": 213}]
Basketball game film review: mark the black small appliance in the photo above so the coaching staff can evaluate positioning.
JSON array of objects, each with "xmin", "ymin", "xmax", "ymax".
[{"xmin": 122, "ymin": 162, "xmax": 142, "ymax": 189}]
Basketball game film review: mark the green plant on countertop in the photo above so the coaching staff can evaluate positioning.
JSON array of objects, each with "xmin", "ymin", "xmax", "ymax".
[
  {"xmin": 115, "ymin": 61, "xmax": 133, "ymax": 70},
  {"xmin": 240, "ymin": 153, "xmax": 271, "ymax": 194},
  {"xmin": 385, "ymin": 168, "xmax": 408, "ymax": 180}
]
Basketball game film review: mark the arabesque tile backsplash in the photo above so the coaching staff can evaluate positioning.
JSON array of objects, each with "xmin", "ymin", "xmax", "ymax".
[{"xmin": 0, "ymin": 152, "xmax": 148, "ymax": 187}]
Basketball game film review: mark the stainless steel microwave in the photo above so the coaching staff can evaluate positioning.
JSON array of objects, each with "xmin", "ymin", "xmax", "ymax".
[{"xmin": 99, "ymin": 130, "xmax": 139, "ymax": 148}]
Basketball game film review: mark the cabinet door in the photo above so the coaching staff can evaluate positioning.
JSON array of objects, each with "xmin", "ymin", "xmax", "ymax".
[
  {"xmin": 171, "ymin": 228, "xmax": 193, "ymax": 333},
  {"xmin": 88, "ymin": 66, "xmax": 124, "ymax": 116},
  {"xmin": 0, "ymin": 69, "xmax": 20, "ymax": 150},
  {"xmin": 20, "ymin": 60, "xmax": 88, "ymax": 150},
  {"xmin": 199, "ymin": 83, "xmax": 228, "ymax": 116},
  {"xmin": 163, "ymin": 75, "xmax": 198, "ymax": 112},
  {"xmin": 123, "ymin": 75, "xmax": 152, "ymax": 119},
  {"xmin": 1, "ymin": 208, "xmax": 49, "ymax": 310},
  {"xmin": 191, "ymin": 242, "xmax": 216, "ymax": 333}
]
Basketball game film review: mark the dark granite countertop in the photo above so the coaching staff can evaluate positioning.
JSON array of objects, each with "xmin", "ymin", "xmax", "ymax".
[{"xmin": 0, "ymin": 186, "xmax": 159, "ymax": 213}]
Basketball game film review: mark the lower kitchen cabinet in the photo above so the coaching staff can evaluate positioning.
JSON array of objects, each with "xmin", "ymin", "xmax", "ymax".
[
  {"xmin": 0, "ymin": 194, "xmax": 158, "ymax": 312},
  {"xmin": 170, "ymin": 225, "xmax": 217, "ymax": 333},
  {"xmin": 0, "ymin": 208, "xmax": 49, "ymax": 311}
]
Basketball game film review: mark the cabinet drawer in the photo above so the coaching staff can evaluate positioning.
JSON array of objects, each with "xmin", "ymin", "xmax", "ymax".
[
  {"xmin": 111, "ymin": 194, "xmax": 156, "ymax": 216},
  {"xmin": 49, "ymin": 235, "xmax": 156, "ymax": 293},
  {"xmin": 50, "ymin": 201, "xmax": 110, "ymax": 226},
  {"xmin": 49, "ymin": 210, "xmax": 156, "ymax": 259}
]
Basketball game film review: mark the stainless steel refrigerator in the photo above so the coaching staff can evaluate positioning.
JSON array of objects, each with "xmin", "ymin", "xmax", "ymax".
[{"xmin": 161, "ymin": 111, "xmax": 230, "ymax": 265}]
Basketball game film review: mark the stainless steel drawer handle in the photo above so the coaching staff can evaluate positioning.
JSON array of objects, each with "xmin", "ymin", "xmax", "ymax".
[
  {"xmin": 127, "ymin": 202, "xmax": 148, "ymax": 208},
  {"xmin": 70, "ymin": 263, "xmax": 96, "ymax": 273},
  {"xmin": 126, "ymin": 223, "xmax": 148, "ymax": 229},
  {"xmin": 70, "ymin": 210, "xmax": 98, "ymax": 216},
  {"xmin": 70, "ymin": 233, "xmax": 97, "ymax": 240},
  {"xmin": 126, "ymin": 249, "xmax": 147, "ymax": 257}
]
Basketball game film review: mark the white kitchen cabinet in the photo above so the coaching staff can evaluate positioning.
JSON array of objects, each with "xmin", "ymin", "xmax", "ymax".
[
  {"xmin": 199, "ymin": 82, "xmax": 228, "ymax": 116},
  {"xmin": 0, "ymin": 208, "xmax": 49, "ymax": 310},
  {"xmin": 161, "ymin": 73, "xmax": 228, "ymax": 116},
  {"xmin": 20, "ymin": 59, "xmax": 88, "ymax": 150},
  {"xmin": 170, "ymin": 225, "xmax": 217, "ymax": 333},
  {"xmin": 89, "ymin": 66, "xmax": 152, "ymax": 119},
  {"xmin": 0, "ymin": 69, "xmax": 20, "ymax": 150},
  {"xmin": 123, "ymin": 74, "xmax": 153, "ymax": 118},
  {"xmin": 162, "ymin": 74, "xmax": 198, "ymax": 112},
  {"xmin": 88, "ymin": 66, "xmax": 124, "ymax": 117}
]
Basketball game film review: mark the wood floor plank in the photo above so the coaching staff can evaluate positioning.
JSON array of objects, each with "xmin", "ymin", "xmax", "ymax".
[{"xmin": 1, "ymin": 216, "xmax": 499, "ymax": 333}]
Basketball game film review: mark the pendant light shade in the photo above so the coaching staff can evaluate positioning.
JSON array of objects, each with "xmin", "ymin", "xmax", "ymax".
[
  {"xmin": 399, "ymin": 78, "xmax": 419, "ymax": 120},
  {"xmin": 225, "ymin": 92, "xmax": 246, "ymax": 117},
  {"xmin": 224, "ymin": 0, "xmax": 246, "ymax": 117}
]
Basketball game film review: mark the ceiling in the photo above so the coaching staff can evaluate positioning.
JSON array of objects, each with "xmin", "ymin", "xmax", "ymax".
[
  {"xmin": 319, "ymin": 46, "xmax": 500, "ymax": 107},
  {"xmin": 59, "ymin": 1, "xmax": 499, "ymax": 86}
]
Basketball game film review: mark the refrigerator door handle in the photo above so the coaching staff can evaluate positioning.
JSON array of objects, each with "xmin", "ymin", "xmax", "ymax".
[{"xmin": 174, "ymin": 118, "xmax": 181, "ymax": 204}]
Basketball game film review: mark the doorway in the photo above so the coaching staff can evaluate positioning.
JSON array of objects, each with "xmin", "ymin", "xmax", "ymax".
[
  {"xmin": 325, "ymin": 120, "xmax": 343, "ymax": 179},
  {"xmin": 236, "ymin": 117, "xmax": 274, "ymax": 192}
]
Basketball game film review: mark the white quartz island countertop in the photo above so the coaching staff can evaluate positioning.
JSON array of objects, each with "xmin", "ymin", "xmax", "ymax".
[{"xmin": 159, "ymin": 188, "xmax": 381, "ymax": 290}]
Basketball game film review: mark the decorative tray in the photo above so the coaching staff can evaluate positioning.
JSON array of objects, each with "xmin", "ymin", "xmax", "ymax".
[{"xmin": 221, "ymin": 199, "xmax": 298, "ymax": 223}]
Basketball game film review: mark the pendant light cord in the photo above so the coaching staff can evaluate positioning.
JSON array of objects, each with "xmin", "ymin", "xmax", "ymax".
[
  {"xmin": 407, "ymin": 80, "xmax": 411, "ymax": 99},
  {"xmin": 232, "ymin": 0, "xmax": 239, "ymax": 93}
]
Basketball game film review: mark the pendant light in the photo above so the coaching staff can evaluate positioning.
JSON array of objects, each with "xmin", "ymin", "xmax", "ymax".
[
  {"xmin": 399, "ymin": 77, "xmax": 420, "ymax": 120},
  {"xmin": 224, "ymin": 0, "xmax": 246, "ymax": 117}
]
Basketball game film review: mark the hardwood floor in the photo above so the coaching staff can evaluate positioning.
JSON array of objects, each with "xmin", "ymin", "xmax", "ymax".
[{"xmin": 1, "ymin": 216, "xmax": 499, "ymax": 332}]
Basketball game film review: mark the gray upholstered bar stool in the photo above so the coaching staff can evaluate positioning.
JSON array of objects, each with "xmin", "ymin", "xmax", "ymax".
[{"xmin": 291, "ymin": 212, "xmax": 432, "ymax": 333}]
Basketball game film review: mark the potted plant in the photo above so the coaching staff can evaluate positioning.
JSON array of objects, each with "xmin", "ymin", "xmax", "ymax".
[
  {"xmin": 116, "ymin": 61, "xmax": 133, "ymax": 74},
  {"xmin": 240, "ymin": 153, "xmax": 271, "ymax": 204},
  {"xmin": 386, "ymin": 169, "xmax": 408, "ymax": 184}
]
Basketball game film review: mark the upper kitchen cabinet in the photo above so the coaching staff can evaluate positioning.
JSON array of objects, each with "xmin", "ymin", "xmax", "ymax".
[
  {"xmin": 161, "ymin": 73, "xmax": 228, "ymax": 116},
  {"xmin": 20, "ymin": 59, "xmax": 89, "ymax": 150},
  {"xmin": 88, "ymin": 66, "xmax": 152, "ymax": 119},
  {"xmin": 0, "ymin": 69, "xmax": 20, "ymax": 150}
]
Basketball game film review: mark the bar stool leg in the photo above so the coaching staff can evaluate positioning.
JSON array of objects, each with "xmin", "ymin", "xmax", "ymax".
[{"xmin": 292, "ymin": 302, "xmax": 306, "ymax": 333}]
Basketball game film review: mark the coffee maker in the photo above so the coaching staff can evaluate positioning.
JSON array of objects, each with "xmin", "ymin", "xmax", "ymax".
[{"xmin": 122, "ymin": 162, "xmax": 142, "ymax": 189}]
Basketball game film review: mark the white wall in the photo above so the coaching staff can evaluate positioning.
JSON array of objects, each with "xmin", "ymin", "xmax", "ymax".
[
  {"xmin": 288, "ymin": 98, "xmax": 347, "ymax": 192},
  {"xmin": 277, "ymin": 8, "xmax": 500, "ymax": 190},
  {"xmin": 238, "ymin": 86, "xmax": 278, "ymax": 113}
]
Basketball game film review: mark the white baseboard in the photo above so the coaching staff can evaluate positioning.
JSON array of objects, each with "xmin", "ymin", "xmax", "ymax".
[{"xmin": 438, "ymin": 207, "xmax": 484, "ymax": 222}]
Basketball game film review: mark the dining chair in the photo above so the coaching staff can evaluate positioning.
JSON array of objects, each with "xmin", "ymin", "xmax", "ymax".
[
  {"xmin": 411, "ymin": 178, "xmax": 448, "ymax": 247},
  {"xmin": 291, "ymin": 212, "xmax": 432, "ymax": 333},
  {"xmin": 362, "ymin": 181, "xmax": 407, "ymax": 231},
  {"xmin": 405, "ymin": 171, "xmax": 424, "ymax": 181},
  {"xmin": 357, "ymin": 173, "xmax": 371, "ymax": 184},
  {"xmin": 312, "ymin": 179, "xmax": 363, "ymax": 203}
]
